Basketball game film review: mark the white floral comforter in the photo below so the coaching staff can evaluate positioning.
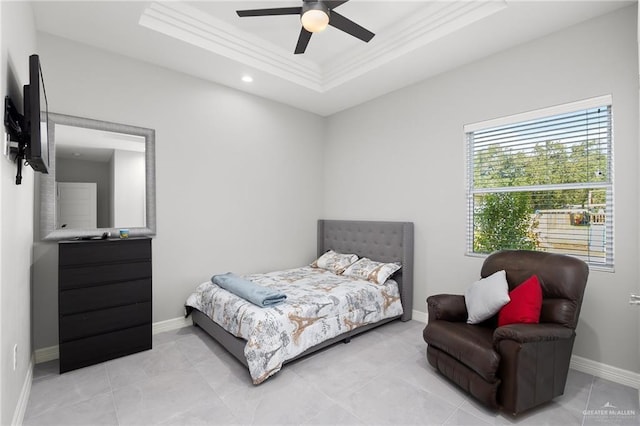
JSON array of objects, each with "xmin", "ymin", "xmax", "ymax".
[{"xmin": 185, "ymin": 266, "xmax": 403, "ymax": 384}]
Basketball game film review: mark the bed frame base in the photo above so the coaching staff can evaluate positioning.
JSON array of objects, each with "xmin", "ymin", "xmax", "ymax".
[{"xmin": 191, "ymin": 309, "xmax": 401, "ymax": 369}]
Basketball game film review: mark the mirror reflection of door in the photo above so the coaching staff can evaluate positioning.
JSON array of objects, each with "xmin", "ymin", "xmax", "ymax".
[
  {"xmin": 56, "ymin": 154, "xmax": 111, "ymax": 228},
  {"xmin": 56, "ymin": 182, "xmax": 97, "ymax": 229},
  {"xmin": 55, "ymin": 125, "xmax": 146, "ymax": 230}
]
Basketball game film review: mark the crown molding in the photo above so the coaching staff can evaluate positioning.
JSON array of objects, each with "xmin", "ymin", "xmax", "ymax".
[
  {"xmin": 139, "ymin": 1, "xmax": 324, "ymax": 91},
  {"xmin": 322, "ymin": 0, "xmax": 507, "ymax": 91},
  {"xmin": 139, "ymin": 1, "xmax": 507, "ymax": 93}
]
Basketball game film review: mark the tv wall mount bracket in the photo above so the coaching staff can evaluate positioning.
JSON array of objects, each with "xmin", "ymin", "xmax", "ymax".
[{"xmin": 4, "ymin": 96, "xmax": 27, "ymax": 184}]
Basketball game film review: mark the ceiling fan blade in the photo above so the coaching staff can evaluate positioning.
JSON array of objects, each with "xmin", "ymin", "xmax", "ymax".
[
  {"xmin": 324, "ymin": 1, "xmax": 350, "ymax": 9},
  {"xmin": 294, "ymin": 27, "xmax": 313, "ymax": 54},
  {"xmin": 328, "ymin": 11, "xmax": 375, "ymax": 42},
  {"xmin": 237, "ymin": 7, "xmax": 302, "ymax": 17}
]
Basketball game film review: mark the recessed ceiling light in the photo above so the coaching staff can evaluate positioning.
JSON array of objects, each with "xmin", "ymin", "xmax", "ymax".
[{"xmin": 242, "ymin": 75, "xmax": 253, "ymax": 83}]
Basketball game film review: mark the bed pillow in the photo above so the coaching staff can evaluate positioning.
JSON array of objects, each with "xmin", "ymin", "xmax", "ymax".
[
  {"xmin": 464, "ymin": 270, "xmax": 511, "ymax": 324},
  {"xmin": 311, "ymin": 250, "xmax": 358, "ymax": 274},
  {"xmin": 498, "ymin": 275, "xmax": 543, "ymax": 327},
  {"xmin": 343, "ymin": 258, "xmax": 401, "ymax": 284}
]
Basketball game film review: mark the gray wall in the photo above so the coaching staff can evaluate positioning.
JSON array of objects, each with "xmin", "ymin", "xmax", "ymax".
[
  {"xmin": 0, "ymin": 2, "xmax": 37, "ymax": 424},
  {"xmin": 323, "ymin": 5, "xmax": 639, "ymax": 373},
  {"xmin": 32, "ymin": 33, "xmax": 326, "ymax": 350}
]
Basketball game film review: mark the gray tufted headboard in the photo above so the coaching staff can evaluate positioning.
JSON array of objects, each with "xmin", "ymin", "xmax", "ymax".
[{"xmin": 317, "ymin": 220, "xmax": 414, "ymax": 321}]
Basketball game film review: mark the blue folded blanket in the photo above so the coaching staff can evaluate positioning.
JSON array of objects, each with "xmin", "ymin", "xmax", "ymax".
[{"xmin": 211, "ymin": 273, "xmax": 287, "ymax": 307}]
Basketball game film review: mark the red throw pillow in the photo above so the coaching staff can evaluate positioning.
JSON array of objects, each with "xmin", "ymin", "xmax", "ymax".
[{"xmin": 498, "ymin": 275, "xmax": 543, "ymax": 327}]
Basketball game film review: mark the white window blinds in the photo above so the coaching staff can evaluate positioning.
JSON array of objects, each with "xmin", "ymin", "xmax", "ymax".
[{"xmin": 466, "ymin": 96, "xmax": 613, "ymax": 269}]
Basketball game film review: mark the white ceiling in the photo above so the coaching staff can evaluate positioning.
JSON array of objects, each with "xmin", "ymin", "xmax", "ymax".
[
  {"xmin": 55, "ymin": 124, "xmax": 146, "ymax": 162},
  {"xmin": 32, "ymin": 1, "xmax": 635, "ymax": 116}
]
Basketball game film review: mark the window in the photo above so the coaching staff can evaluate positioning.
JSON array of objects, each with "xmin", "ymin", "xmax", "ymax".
[{"xmin": 466, "ymin": 96, "xmax": 613, "ymax": 269}]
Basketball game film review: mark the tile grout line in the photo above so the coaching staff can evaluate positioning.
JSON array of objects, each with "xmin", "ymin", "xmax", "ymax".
[
  {"xmin": 581, "ymin": 374, "xmax": 595, "ymax": 426},
  {"xmin": 104, "ymin": 366, "xmax": 123, "ymax": 426}
]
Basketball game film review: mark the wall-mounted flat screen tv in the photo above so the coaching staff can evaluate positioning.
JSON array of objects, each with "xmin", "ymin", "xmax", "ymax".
[
  {"xmin": 24, "ymin": 54, "xmax": 49, "ymax": 174},
  {"xmin": 3, "ymin": 54, "xmax": 49, "ymax": 184}
]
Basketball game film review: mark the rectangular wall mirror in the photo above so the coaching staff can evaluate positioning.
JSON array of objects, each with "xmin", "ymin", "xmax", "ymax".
[{"xmin": 39, "ymin": 113, "xmax": 156, "ymax": 240}]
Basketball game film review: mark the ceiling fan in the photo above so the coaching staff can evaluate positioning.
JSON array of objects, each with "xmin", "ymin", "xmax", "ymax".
[{"xmin": 236, "ymin": 0, "xmax": 375, "ymax": 54}]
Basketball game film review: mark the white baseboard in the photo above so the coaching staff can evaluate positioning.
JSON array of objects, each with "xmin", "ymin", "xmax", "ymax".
[
  {"xmin": 570, "ymin": 354, "xmax": 640, "ymax": 390},
  {"xmin": 34, "ymin": 316, "xmax": 194, "ymax": 364},
  {"xmin": 412, "ymin": 309, "xmax": 427, "ymax": 323},
  {"xmin": 11, "ymin": 356, "xmax": 33, "ymax": 426},
  {"xmin": 152, "ymin": 315, "xmax": 192, "ymax": 334},
  {"xmin": 33, "ymin": 345, "xmax": 58, "ymax": 364},
  {"xmin": 34, "ymin": 314, "xmax": 640, "ymax": 391}
]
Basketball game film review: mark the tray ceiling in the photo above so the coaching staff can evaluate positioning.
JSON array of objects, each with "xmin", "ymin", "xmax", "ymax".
[{"xmin": 33, "ymin": 1, "xmax": 634, "ymax": 116}]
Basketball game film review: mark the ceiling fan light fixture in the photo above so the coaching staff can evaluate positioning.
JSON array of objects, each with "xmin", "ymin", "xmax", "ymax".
[
  {"xmin": 301, "ymin": 3, "xmax": 329, "ymax": 33},
  {"xmin": 236, "ymin": 0, "xmax": 374, "ymax": 55}
]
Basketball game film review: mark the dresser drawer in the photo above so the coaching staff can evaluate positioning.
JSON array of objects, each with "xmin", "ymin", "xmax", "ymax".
[
  {"xmin": 59, "ymin": 301, "xmax": 151, "ymax": 342},
  {"xmin": 59, "ymin": 324, "xmax": 152, "ymax": 373},
  {"xmin": 59, "ymin": 238, "xmax": 151, "ymax": 266},
  {"xmin": 59, "ymin": 279, "xmax": 151, "ymax": 315},
  {"xmin": 59, "ymin": 261, "xmax": 151, "ymax": 289}
]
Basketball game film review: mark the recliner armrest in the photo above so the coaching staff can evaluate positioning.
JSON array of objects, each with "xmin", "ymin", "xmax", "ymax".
[
  {"xmin": 493, "ymin": 323, "xmax": 575, "ymax": 344},
  {"xmin": 427, "ymin": 294, "xmax": 467, "ymax": 322}
]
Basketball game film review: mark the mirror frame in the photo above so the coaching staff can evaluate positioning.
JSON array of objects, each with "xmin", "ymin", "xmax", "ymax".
[{"xmin": 40, "ymin": 113, "xmax": 156, "ymax": 241}]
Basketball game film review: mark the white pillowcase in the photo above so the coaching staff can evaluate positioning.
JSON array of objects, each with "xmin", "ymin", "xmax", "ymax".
[
  {"xmin": 343, "ymin": 258, "xmax": 401, "ymax": 285},
  {"xmin": 311, "ymin": 250, "xmax": 358, "ymax": 274},
  {"xmin": 464, "ymin": 270, "xmax": 511, "ymax": 324}
]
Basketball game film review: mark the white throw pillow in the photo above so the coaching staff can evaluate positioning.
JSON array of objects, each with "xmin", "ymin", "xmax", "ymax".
[
  {"xmin": 343, "ymin": 258, "xmax": 401, "ymax": 284},
  {"xmin": 464, "ymin": 270, "xmax": 511, "ymax": 324},
  {"xmin": 310, "ymin": 250, "xmax": 358, "ymax": 274}
]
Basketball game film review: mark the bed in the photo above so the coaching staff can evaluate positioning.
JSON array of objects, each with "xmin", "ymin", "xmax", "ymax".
[{"xmin": 185, "ymin": 219, "xmax": 414, "ymax": 384}]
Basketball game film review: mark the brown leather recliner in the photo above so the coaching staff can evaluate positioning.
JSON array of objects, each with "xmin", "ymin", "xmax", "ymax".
[{"xmin": 423, "ymin": 250, "xmax": 589, "ymax": 415}]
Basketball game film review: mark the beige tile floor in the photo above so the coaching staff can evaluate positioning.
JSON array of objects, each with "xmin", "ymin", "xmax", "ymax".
[{"xmin": 23, "ymin": 320, "xmax": 639, "ymax": 425}]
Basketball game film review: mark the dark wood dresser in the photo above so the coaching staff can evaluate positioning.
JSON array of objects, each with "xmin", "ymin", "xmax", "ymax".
[{"xmin": 58, "ymin": 237, "xmax": 152, "ymax": 373}]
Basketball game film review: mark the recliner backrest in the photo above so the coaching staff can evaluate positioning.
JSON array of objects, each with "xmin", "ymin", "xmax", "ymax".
[{"xmin": 480, "ymin": 250, "xmax": 589, "ymax": 329}]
